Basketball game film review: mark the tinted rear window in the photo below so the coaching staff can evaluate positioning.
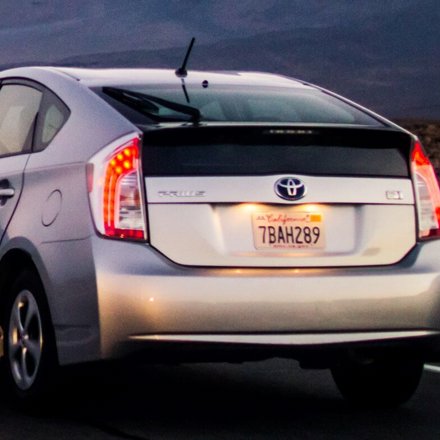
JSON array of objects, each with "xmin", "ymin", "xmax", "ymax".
[
  {"xmin": 142, "ymin": 126, "xmax": 410, "ymax": 178},
  {"xmin": 95, "ymin": 84, "xmax": 382, "ymax": 126}
]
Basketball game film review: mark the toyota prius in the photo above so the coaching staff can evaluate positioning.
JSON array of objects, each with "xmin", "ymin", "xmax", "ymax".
[{"xmin": 0, "ymin": 66, "xmax": 438, "ymax": 407}]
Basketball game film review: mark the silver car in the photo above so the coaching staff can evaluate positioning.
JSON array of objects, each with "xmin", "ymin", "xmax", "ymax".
[{"xmin": 0, "ymin": 66, "xmax": 438, "ymax": 407}]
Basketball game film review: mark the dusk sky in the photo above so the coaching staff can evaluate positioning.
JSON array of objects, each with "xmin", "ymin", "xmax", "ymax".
[{"xmin": 0, "ymin": 0, "xmax": 438, "ymax": 119}]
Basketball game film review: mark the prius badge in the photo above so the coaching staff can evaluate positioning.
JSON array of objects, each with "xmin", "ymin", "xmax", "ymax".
[{"xmin": 274, "ymin": 177, "xmax": 307, "ymax": 201}]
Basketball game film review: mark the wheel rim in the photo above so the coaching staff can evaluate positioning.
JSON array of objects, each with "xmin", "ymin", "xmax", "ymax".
[{"xmin": 8, "ymin": 290, "xmax": 43, "ymax": 390}]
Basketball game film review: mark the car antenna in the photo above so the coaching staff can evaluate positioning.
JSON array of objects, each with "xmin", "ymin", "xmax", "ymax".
[
  {"xmin": 175, "ymin": 37, "xmax": 195, "ymax": 103},
  {"xmin": 175, "ymin": 37, "xmax": 195, "ymax": 78}
]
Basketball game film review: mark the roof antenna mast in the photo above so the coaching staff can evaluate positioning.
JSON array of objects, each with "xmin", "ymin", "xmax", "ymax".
[{"xmin": 175, "ymin": 37, "xmax": 195, "ymax": 78}]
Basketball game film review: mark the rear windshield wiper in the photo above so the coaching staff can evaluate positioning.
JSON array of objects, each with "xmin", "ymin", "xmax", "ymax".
[{"xmin": 103, "ymin": 87, "xmax": 201, "ymax": 123}]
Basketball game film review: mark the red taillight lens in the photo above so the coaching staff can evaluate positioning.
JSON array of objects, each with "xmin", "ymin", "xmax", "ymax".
[
  {"xmin": 88, "ymin": 134, "xmax": 147, "ymax": 241},
  {"xmin": 412, "ymin": 140, "xmax": 440, "ymax": 239}
]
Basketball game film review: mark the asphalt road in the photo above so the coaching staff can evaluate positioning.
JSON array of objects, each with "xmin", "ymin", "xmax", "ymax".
[{"xmin": 1, "ymin": 359, "xmax": 440, "ymax": 439}]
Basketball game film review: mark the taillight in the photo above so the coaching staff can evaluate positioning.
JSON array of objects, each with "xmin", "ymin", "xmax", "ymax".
[
  {"xmin": 88, "ymin": 134, "xmax": 147, "ymax": 241},
  {"xmin": 412, "ymin": 139, "xmax": 440, "ymax": 239}
]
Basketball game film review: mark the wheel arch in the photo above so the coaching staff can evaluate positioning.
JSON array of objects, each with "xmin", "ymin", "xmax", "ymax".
[{"xmin": 0, "ymin": 248, "xmax": 42, "ymax": 302}]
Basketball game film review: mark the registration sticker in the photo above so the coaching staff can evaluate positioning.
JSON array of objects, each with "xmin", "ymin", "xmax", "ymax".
[{"xmin": 252, "ymin": 211, "xmax": 325, "ymax": 250}]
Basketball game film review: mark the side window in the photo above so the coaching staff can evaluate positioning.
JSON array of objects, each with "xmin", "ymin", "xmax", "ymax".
[
  {"xmin": 34, "ymin": 90, "xmax": 69, "ymax": 151},
  {"xmin": 0, "ymin": 84, "xmax": 42, "ymax": 157}
]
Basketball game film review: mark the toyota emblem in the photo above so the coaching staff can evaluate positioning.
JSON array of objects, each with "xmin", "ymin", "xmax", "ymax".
[{"xmin": 274, "ymin": 177, "xmax": 307, "ymax": 201}]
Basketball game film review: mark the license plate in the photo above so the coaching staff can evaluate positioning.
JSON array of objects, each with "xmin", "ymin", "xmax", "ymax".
[{"xmin": 252, "ymin": 211, "xmax": 325, "ymax": 250}]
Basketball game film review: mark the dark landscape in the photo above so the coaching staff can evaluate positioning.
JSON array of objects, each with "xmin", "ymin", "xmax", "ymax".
[{"xmin": 0, "ymin": 1, "xmax": 438, "ymax": 120}]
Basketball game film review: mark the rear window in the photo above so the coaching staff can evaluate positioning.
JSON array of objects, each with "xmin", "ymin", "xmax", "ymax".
[{"xmin": 95, "ymin": 84, "xmax": 382, "ymax": 126}]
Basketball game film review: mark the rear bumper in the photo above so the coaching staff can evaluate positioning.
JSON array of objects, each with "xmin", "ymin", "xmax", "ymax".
[
  {"xmin": 90, "ymin": 237, "xmax": 440, "ymax": 361},
  {"xmin": 122, "ymin": 332, "xmax": 440, "ymax": 366}
]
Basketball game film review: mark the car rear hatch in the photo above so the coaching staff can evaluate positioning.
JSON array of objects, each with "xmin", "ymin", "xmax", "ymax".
[{"xmin": 142, "ymin": 124, "xmax": 415, "ymax": 267}]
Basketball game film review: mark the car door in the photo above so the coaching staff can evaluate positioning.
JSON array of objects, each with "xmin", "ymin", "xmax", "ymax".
[{"xmin": 0, "ymin": 82, "xmax": 43, "ymax": 243}]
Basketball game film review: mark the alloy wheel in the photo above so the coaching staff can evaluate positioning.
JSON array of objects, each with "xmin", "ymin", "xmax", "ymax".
[{"xmin": 8, "ymin": 289, "xmax": 43, "ymax": 391}]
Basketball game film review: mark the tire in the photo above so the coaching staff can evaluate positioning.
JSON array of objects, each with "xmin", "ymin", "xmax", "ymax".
[
  {"xmin": 331, "ymin": 358, "xmax": 423, "ymax": 407},
  {"xmin": 2, "ymin": 269, "xmax": 58, "ymax": 407}
]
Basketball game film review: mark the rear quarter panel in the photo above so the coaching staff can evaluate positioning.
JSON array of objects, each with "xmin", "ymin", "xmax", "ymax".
[{"xmin": 0, "ymin": 67, "xmax": 140, "ymax": 363}]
